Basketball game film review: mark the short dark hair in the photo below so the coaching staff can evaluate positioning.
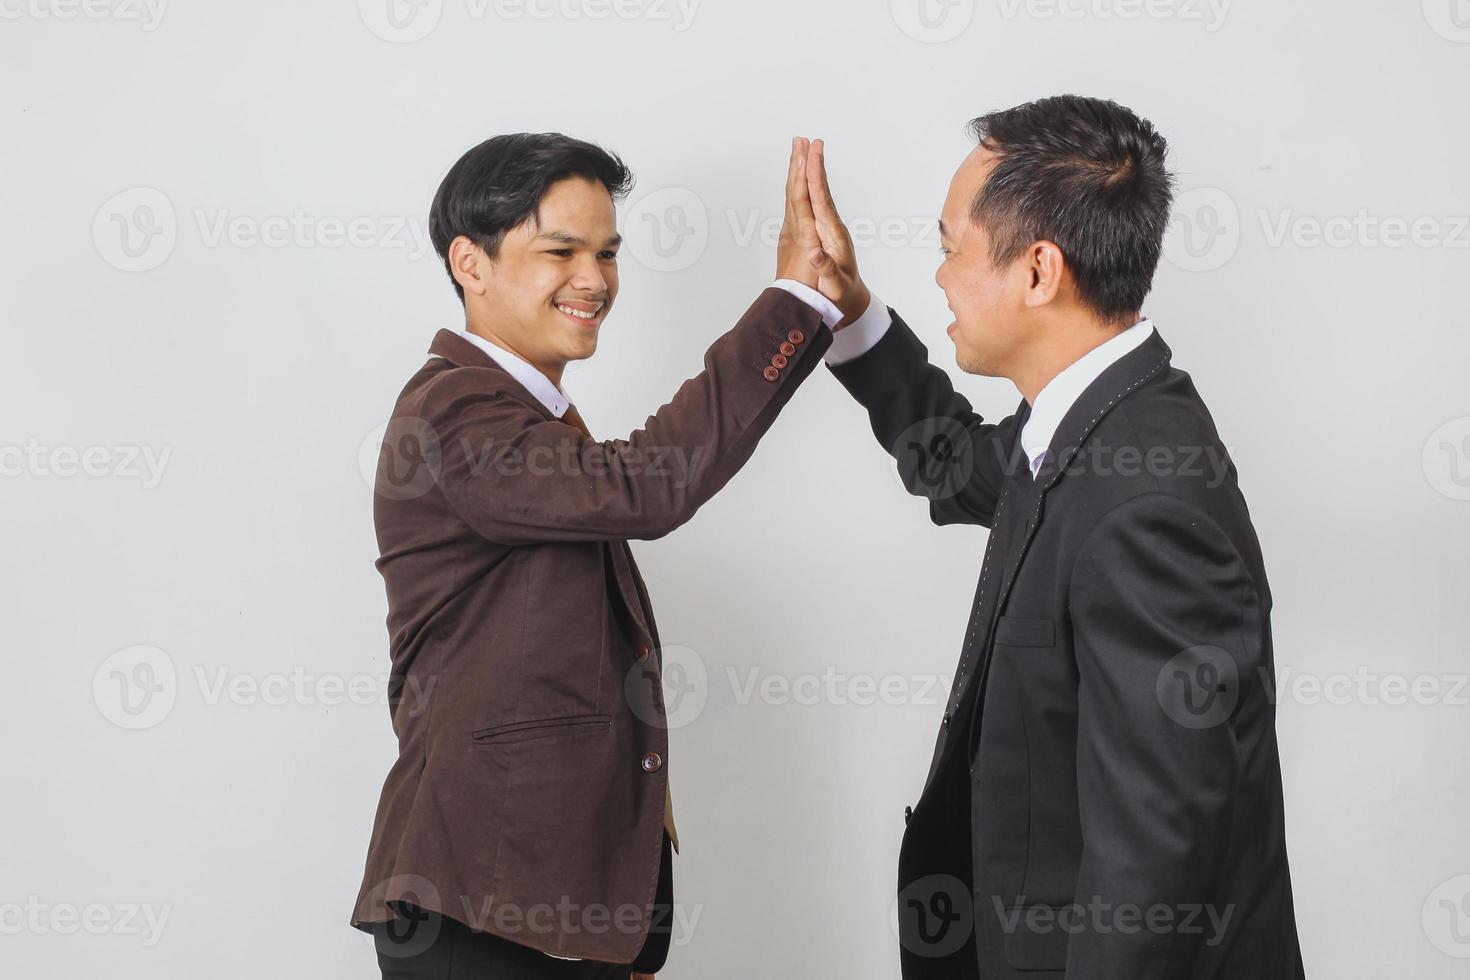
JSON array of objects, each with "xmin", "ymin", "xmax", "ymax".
[
  {"xmin": 965, "ymin": 95, "xmax": 1174, "ymax": 324},
  {"xmin": 429, "ymin": 133, "xmax": 634, "ymax": 302}
]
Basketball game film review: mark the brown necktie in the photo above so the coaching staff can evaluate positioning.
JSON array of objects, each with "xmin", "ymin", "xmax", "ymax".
[{"xmin": 561, "ymin": 403, "xmax": 680, "ymax": 852}]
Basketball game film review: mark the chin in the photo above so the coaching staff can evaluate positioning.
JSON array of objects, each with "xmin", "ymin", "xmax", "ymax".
[{"xmin": 955, "ymin": 348, "xmax": 993, "ymax": 377}]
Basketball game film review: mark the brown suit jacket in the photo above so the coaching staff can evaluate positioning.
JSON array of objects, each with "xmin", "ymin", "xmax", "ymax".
[{"xmin": 350, "ymin": 287, "xmax": 832, "ymax": 963}]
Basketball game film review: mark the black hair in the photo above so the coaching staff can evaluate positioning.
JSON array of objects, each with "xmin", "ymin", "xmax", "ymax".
[
  {"xmin": 966, "ymin": 95, "xmax": 1174, "ymax": 324},
  {"xmin": 429, "ymin": 133, "xmax": 634, "ymax": 302}
]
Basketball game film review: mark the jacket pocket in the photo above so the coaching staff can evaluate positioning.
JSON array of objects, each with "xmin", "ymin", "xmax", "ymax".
[
  {"xmin": 994, "ymin": 615, "xmax": 1055, "ymax": 648},
  {"xmin": 471, "ymin": 713, "xmax": 612, "ymax": 745}
]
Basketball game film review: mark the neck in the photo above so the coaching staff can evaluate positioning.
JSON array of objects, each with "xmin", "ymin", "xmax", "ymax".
[
  {"xmin": 1013, "ymin": 311, "xmax": 1138, "ymax": 405},
  {"xmin": 464, "ymin": 315, "xmax": 566, "ymax": 387}
]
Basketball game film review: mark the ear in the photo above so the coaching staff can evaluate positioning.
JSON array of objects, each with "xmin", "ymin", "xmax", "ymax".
[
  {"xmin": 448, "ymin": 235, "xmax": 489, "ymax": 298},
  {"xmin": 1023, "ymin": 240, "xmax": 1064, "ymax": 309}
]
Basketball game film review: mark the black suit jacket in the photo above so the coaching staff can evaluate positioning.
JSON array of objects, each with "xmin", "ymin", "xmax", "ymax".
[{"xmin": 829, "ymin": 311, "xmax": 1304, "ymax": 979}]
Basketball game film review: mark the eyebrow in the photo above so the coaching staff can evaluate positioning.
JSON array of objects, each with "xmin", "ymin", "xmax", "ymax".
[
  {"xmin": 536, "ymin": 230, "xmax": 623, "ymax": 248},
  {"xmin": 937, "ymin": 219, "xmax": 950, "ymax": 241}
]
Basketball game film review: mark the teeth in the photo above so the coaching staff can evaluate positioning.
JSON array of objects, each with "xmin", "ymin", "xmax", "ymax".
[{"xmin": 556, "ymin": 304, "xmax": 599, "ymax": 320}]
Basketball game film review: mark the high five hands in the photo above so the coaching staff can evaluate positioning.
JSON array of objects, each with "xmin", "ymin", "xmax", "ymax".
[{"xmin": 775, "ymin": 137, "xmax": 872, "ymax": 330}]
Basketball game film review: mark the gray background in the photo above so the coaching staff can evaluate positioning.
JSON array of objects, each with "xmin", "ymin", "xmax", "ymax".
[{"xmin": 3, "ymin": 0, "xmax": 1469, "ymax": 975}]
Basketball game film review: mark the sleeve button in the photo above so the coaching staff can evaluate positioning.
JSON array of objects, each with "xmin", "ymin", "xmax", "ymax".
[{"xmin": 762, "ymin": 366, "xmax": 780, "ymax": 382}]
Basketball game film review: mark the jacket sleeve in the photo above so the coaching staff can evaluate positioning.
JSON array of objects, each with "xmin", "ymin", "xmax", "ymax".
[
  {"xmin": 420, "ymin": 287, "xmax": 830, "ymax": 546},
  {"xmin": 824, "ymin": 307, "xmax": 1021, "ymax": 529},
  {"xmin": 1064, "ymin": 491, "xmax": 1256, "ymax": 978}
]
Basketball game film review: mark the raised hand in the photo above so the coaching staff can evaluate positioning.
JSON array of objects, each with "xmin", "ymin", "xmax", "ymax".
[
  {"xmin": 805, "ymin": 138, "xmax": 872, "ymax": 328},
  {"xmin": 775, "ymin": 136, "xmax": 829, "ymax": 289}
]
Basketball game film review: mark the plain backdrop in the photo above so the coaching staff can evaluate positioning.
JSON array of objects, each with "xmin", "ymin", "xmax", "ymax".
[{"xmin": 4, "ymin": 0, "xmax": 1469, "ymax": 976}]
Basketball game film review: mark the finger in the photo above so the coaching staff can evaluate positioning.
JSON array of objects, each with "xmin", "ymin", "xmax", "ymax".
[
  {"xmin": 785, "ymin": 137, "xmax": 809, "ymax": 222},
  {"xmin": 806, "ymin": 139, "xmax": 849, "ymax": 252},
  {"xmin": 807, "ymin": 140, "xmax": 840, "ymax": 219},
  {"xmin": 783, "ymin": 137, "xmax": 801, "ymax": 228},
  {"xmin": 787, "ymin": 138, "xmax": 819, "ymax": 242},
  {"xmin": 790, "ymin": 137, "xmax": 813, "ymax": 209}
]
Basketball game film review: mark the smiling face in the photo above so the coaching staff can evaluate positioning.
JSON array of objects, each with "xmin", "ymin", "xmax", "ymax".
[
  {"xmin": 935, "ymin": 145, "xmax": 1032, "ymax": 379},
  {"xmin": 457, "ymin": 176, "xmax": 621, "ymax": 385}
]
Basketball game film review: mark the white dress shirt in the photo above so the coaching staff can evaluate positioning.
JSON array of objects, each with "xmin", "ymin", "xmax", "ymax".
[
  {"xmin": 1019, "ymin": 317, "xmax": 1154, "ymax": 475},
  {"xmin": 456, "ymin": 329, "xmax": 572, "ymax": 417},
  {"xmin": 820, "ymin": 294, "xmax": 1155, "ymax": 477},
  {"xmin": 450, "ymin": 282, "xmax": 844, "ymax": 418}
]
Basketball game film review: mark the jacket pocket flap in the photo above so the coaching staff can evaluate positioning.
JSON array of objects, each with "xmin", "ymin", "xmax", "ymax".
[{"xmin": 472, "ymin": 713, "xmax": 612, "ymax": 744}]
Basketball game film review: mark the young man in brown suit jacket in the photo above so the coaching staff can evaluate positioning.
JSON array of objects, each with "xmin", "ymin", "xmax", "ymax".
[{"xmin": 350, "ymin": 134, "xmax": 864, "ymax": 978}]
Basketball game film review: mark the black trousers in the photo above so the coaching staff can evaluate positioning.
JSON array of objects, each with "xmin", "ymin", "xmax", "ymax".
[{"xmin": 374, "ymin": 835, "xmax": 674, "ymax": 979}]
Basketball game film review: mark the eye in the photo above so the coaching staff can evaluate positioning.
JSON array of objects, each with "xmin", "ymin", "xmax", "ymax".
[
  {"xmin": 547, "ymin": 248, "xmax": 573, "ymax": 257},
  {"xmin": 939, "ymin": 246, "xmax": 953, "ymax": 258},
  {"xmin": 598, "ymin": 250, "xmax": 619, "ymax": 260}
]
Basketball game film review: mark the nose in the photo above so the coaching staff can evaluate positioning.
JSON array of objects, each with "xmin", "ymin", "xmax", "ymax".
[{"xmin": 569, "ymin": 254, "xmax": 608, "ymax": 296}]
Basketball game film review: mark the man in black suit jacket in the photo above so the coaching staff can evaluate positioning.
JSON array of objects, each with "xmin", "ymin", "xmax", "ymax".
[{"xmin": 797, "ymin": 97, "xmax": 1305, "ymax": 978}]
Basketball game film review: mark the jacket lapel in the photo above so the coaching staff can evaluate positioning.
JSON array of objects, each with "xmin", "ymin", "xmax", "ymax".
[
  {"xmin": 606, "ymin": 540, "xmax": 655, "ymax": 643},
  {"xmin": 989, "ymin": 327, "xmax": 1174, "ymax": 619}
]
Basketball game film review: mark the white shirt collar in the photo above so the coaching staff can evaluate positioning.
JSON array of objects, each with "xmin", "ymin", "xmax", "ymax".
[
  {"xmin": 456, "ymin": 329, "xmax": 570, "ymax": 419},
  {"xmin": 1020, "ymin": 318, "xmax": 1155, "ymax": 475}
]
